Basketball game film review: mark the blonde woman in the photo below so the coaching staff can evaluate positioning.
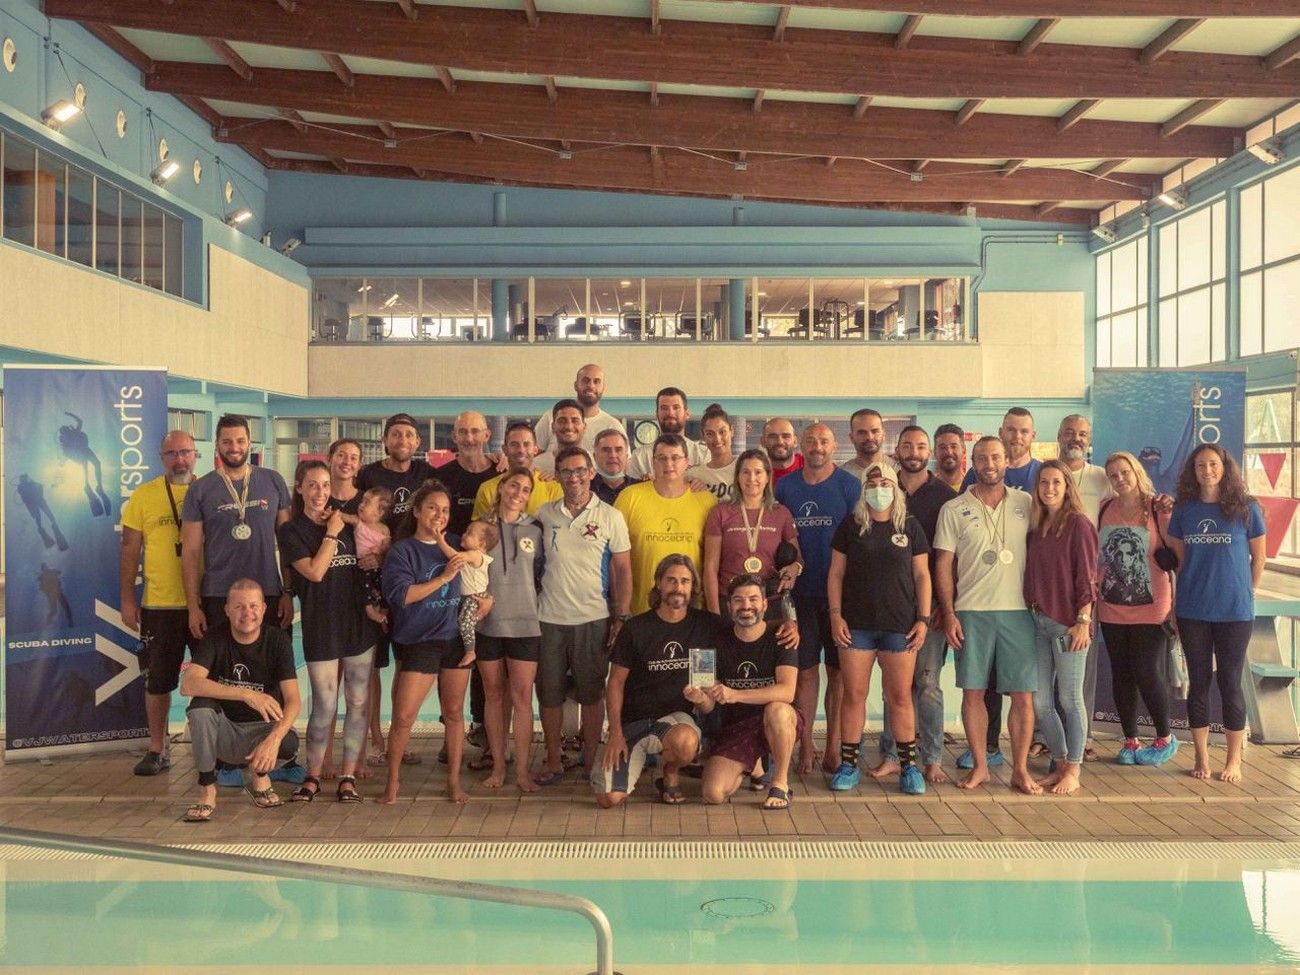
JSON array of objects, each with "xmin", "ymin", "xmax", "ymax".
[
  {"xmin": 826, "ymin": 462, "xmax": 932, "ymax": 795},
  {"xmin": 1098, "ymin": 451, "xmax": 1177, "ymax": 767},
  {"xmin": 1024, "ymin": 459, "xmax": 1098, "ymax": 796}
]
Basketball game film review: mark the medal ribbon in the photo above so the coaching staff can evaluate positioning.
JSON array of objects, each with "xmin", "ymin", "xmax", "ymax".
[{"xmin": 218, "ymin": 468, "xmax": 252, "ymax": 529}]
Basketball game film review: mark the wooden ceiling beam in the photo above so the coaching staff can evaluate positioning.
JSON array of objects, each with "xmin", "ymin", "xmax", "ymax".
[
  {"xmin": 1058, "ymin": 98, "xmax": 1100, "ymax": 131},
  {"xmin": 752, "ymin": 89, "xmax": 765, "ymax": 113},
  {"xmin": 651, "ymin": 0, "xmax": 661, "ymax": 35},
  {"xmin": 277, "ymin": 106, "xmax": 308, "ymax": 132},
  {"xmin": 1016, "ymin": 18, "xmax": 1058, "ymax": 56},
  {"xmin": 49, "ymin": 0, "xmax": 1300, "ymax": 99},
  {"xmin": 83, "ymin": 24, "xmax": 155, "ymax": 74},
  {"xmin": 145, "ymin": 62, "xmax": 1242, "ymax": 160},
  {"xmin": 649, "ymin": 82, "xmax": 659, "ymax": 106},
  {"xmin": 1001, "ymin": 158, "xmax": 1028, "ymax": 176},
  {"xmin": 1139, "ymin": 18, "xmax": 1205, "ymax": 65},
  {"xmin": 435, "ymin": 65, "xmax": 455, "ymax": 94},
  {"xmin": 700, "ymin": 0, "xmax": 1299, "ymax": 14},
  {"xmin": 274, "ymin": 0, "xmax": 297, "ymax": 11},
  {"xmin": 895, "ymin": 15, "xmax": 923, "ymax": 49},
  {"xmin": 202, "ymin": 37, "xmax": 252, "ymax": 81},
  {"xmin": 1091, "ymin": 158, "xmax": 1128, "ymax": 178},
  {"xmin": 853, "ymin": 95, "xmax": 872, "ymax": 119},
  {"xmin": 523, "ymin": 0, "xmax": 539, "ymax": 28},
  {"xmin": 773, "ymin": 6, "xmax": 791, "ymax": 42},
  {"xmin": 270, "ymin": 156, "xmax": 1096, "ymax": 223},
  {"xmin": 321, "ymin": 52, "xmax": 354, "ymax": 88},
  {"xmin": 955, "ymin": 98, "xmax": 984, "ymax": 125},
  {"xmin": 544, "ymin": 75, "xmax": 557, "ymax": 103},
  {"xmin": 220, "ymin": 119, "xmax": 1155, "ymax": 202},
  {"xmin": 395, "ymin": 0, "xmax": 417, "ymax": 20},
  {"xmin": 1035, "ymin": 201, "xmax": 1062, "ymax": 216},
  {"xmin": 911, "ymin": 159, "xmax": 929, "ymax": 173},
  {"xmin": 178, "ymin": 95, "xmax": 222, "ymax": 129},
  {"xmin": 1263, "ymin": 33, "xmax": 1300, "ymax": 71},
  {"xmin": 376, "ymin": 119, "xmax": 397, "ymax": 139},
  {"xmin": 1160, "ymin": 97, "xmax": 1224, "ymax": 136},
  {"xmin": 329, "ymin": 156, "xmax": 349, "ymax": 173}
]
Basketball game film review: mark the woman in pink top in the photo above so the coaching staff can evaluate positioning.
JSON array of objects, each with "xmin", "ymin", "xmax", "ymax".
[
  {"xmin": 702, "ymin": 449, "xmax": 802, "ymax": 615},
  {"xmin": 1097, "ymin": 451, "xmax": 1178, "ymax": 768}
]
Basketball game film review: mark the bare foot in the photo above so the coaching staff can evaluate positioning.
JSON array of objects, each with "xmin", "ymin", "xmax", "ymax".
[
  {"xmin": 957, "ymin": 767, "xmax": 990, "ymax": 790},
  {"xmin": 1048, "ymin": 764, "xmax": 1080, "ymax": 796},
  {"xmin": 924, "ymin": 763, "xmax": 947, "ymax": 785},
  {"xmin": 797, "ymin": 749, "xmax": 818, "ymax": 775},
  {"xmin": 1039, "ymin": 765, "xmax": 1064, "ymax": 788},
  {"xmin": 377, "ymin": 790, "xmax": 399, "ymax": 805},
  {"xmin": 448, "ymin": 786, "xmax": 470, "ymax": 804},
  {"xmin": 1190, "ymin": 764, "xmax": 1212, "ymax": 780},
  {"xmin": 1011, "ymin": 771, "xmax": 1044, "ymax": 796},
  {"xmin": 517, "ymin": 776, "xmax": 541, "ymax": 793},
  {"xmin": 320, "ymin": 764, "xmax": 336, "ymax": 781},
  {"xmin": 354, "ymin": 765, "xmax": 373, "ymax": 780},
  {"xmin": 482, "ymin": 771, "xmax": 506, "ymax": 789},
  {"xmin": 868, "ymin": 759, "xmax": 901, "ymax": 780},
  {"xmin": 1218, "ymin": 763, "xmax": 1243, "ymax": 784}
]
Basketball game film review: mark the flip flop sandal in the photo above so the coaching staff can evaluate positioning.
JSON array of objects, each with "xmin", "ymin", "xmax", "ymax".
[
  {"xmin": 467, "ymin": 752, "xmax": 495, "ymax": 772},
  {"xmin": 401, "ymin": 751, "xmax": 423, "ymax": 766},
  {"xmin": 366, "ymin": 754, "xmax": 387, "ymax": 767},
  {"xmin": 534, "ymin": 767, "xmax": 566, "ymax": 787},
  {"xmin": 762, "ymin": 785, "xmax": 794, "ymax": 811},
  {"xmin": 183, "ymin": 803, "xmax": 214, "ymax": 823},
  {"xmin": 290, "ymin": 776, "xmax": 321, "ymax": 802},
  {"xmin": 1028, "ymin": 743, "xmax": 1050, "ymax": 758},
  {"xmin": 654, "ymin": 776, "xmax": 686, "ymax": 805},
  {"xmin": 336, "ymin": 775, "xmax": 364, "ymax": 803},
  {"xmin": 248, "ymin": 786, "xmax": 284, "ymax": 809},
  {"xmin": 1083, "ymin": 747, "xmax": 1100, "ymax": 763}
]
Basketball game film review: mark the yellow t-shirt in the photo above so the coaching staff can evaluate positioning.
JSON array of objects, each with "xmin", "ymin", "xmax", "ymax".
[
  {"xmin": 119, "ymin": 475, "xmax": 192, "ymax": 608},
  {"xmin": 471, "ymin": 468, "xmax": 564, "ymax": 522},
  {"xmin": 614, "ymin": 481, "xmax": 717, "ymax": 614}
]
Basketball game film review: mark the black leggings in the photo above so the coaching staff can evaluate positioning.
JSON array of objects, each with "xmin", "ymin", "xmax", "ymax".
[
  {"xmin": 1100, "ymin": 622, "xmax": 1170, "ymax": 739},
  {"xmin": 1175, "ymin": 617, "xmax": 1252, "ymax": 732}
]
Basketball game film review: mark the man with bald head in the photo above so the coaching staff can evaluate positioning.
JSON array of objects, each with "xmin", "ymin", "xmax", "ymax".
[
  {"xmin": 775, "ymin": 423, "xmax": 862, "ymax": 774},
  {"xmin": 535, "ymin": 363, "xmax": 624, "ymax": 453},
  {"xmin": 435, "ymin": 410, "xmax": 500, "ymax": 537},
  {"xmin": 120, "ymin": 429, "xmax": 201, "ymax": 776},
  {"xmin": 763, "ymin": 417, "xmax": 804, "ymax": 485}
]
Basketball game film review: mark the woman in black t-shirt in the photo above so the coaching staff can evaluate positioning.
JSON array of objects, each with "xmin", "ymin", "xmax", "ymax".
[
  {"xmin": 826, "ymin": 462, "xmax": 932, "ymax": 796},
  {"xmin": 277, "ymin": 460, "xmax": 375, "ymax": 803}
]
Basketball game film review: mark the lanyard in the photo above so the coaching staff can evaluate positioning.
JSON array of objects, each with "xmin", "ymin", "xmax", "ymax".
[
  {"xmin": 740, "ymin": 505, "xmax": 765, "ymax": 555},
  {"xmin": 218, "ymin": 468, "xmax": 252, "ymax": 525},
  {"xmin": 978, "ymin": 496, "xmax": 1006, "ymax": 552}
]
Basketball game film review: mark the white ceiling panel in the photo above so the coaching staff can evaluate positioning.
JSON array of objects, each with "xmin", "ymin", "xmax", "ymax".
[
  {"xmin": 1046, "ymin": 18, "xmax": 1177, "ymax": 49},
  {"xmin": 1172, "ymin": 19, "xmax": 1300, "ymax": 56},
  {"xmin": 225, "ymin": 41, "xmax": 331, "ymax": 71},
  {"xmin": 980, "ymin": 98, "xmax": 1083, "ymax": 119},
  {"xmin": 116, "ymin": 27, "xmax": 223, "ymax": 63}
]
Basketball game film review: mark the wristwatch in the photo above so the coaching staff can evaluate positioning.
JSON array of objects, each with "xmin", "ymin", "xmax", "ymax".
[{"xmin": 1076, "ymin": 611, "xmax": 1091, "ymax": 624}]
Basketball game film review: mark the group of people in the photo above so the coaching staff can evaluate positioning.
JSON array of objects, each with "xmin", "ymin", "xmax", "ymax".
[{"xmin": 116, "ymin": 364, "xmax": 1268, "ymax": 821}]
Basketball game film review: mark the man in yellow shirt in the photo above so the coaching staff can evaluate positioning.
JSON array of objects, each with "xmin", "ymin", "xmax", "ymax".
[
  {"xmin": 119, "ymin": 430, "xmax": 200, "ymax": 776},
  {"xmin": 615, "ymin": 434, "xmax": 717, "ymax": 613},
  {"xmin": 472, "ymin": 420, "xmax": 563, "ymax": 520}
]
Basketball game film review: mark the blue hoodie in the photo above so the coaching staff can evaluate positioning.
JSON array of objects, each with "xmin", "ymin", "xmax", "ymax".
[{"xmin": 382, "ymin": 535, "xmax": 462, "ymax": 644}]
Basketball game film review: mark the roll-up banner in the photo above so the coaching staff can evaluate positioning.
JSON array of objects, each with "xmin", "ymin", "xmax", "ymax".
[
  {"xmin": 3, "ymin": 366, "xmax": 167, "ymax": 760},
  {"xmin": 1091, "ymin": 367, "xmax": 1246, "ymax": 735}
]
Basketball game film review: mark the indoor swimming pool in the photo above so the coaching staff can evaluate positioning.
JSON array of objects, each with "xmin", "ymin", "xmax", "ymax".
[{"xmin": 1, "ymin": 839, "xmax": 1297, "ymax": 973}]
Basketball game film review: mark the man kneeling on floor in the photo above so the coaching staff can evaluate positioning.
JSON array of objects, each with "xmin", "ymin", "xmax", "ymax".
[
  {"xmin": 691, "ymin": 574, "xmax": 800, "ymax": 810},
  {"xmin": 180, "ymin": 579, "xmax": 301, "ymax": 822}
]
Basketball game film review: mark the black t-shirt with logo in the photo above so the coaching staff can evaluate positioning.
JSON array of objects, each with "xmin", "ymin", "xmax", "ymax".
[
  {"xmin": 277, "ymin": 515, "xmax": 376, "ymax": 663},
  {"xmin": 610, "ymin": 607, "xmax": 723, "ymax": 725},
  {"xmin": 903, "ymin": 473, "xmax": 957, "ymax": 573},
  {"xmin": 433, "ymin": 458, "xmax": 499, "ymax": 536},
  {"xmin": 355, "ymin": 459, "xmax": 436, "ymax": 532},
  {"xmin": 830, "ymin": 514, "xmax": 930, "ymax": 633},
  {"xmin": 188, "ymin": 627, "xmax": 297, "ymax": 723},
  {"xmin": 715, "ymin": 628, "xmax": 797, "ymax": 728}
]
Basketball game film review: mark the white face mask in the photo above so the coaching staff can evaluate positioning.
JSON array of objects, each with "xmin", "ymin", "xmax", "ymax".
[{"xmin": 865, "ymin": 486, "xmax": 894, "ymax": 512}]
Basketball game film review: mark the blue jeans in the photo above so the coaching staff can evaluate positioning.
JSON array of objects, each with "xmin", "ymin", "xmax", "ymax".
[
  {"xmin": 879, "ymin": 628, "xmax": 947, "ymax": 766},
  {"xmin": 1032, "ymin": 611, "xmax": 1088, "ymax": 764}
]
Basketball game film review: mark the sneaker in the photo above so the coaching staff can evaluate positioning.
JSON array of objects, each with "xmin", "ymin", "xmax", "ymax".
[
  {"xmin": 1136, "ymin": 736, "xmax": 1180, "ymax": 767},
  {"xmin": 133, "ymin": 751, "xmax": 170, "ymax": 776},
  {"xmin": 829, "ymin": 762, "xmax": 861, "ymax": 791},
  {"xmin": 269, "ymin": 761, "xmax": 307, "ymax": 784},
  {"xmin": 466, "ymin": 722, "xmax": 487, "ymax": 750},
  {"xmin": 956, "ymin": 749, "xmax": 1004, "ymax": 770},
  {"xmin": 216, "ymin": 766, "xmax": 245, "ymax": 788},
  {"xmin": 899, "ymin": 765, "xmax": 927, "ymax": 795},
  {"xmin": 1117, "ymin": 738, "xmax": 1140, "ymax": 766}
]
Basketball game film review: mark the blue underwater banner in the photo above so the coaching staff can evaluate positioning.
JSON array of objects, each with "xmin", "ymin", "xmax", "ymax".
[
  {"xmin": 4, "ymin": 366, "xmax": 167, "ymax": 757},
  {"xmin": 1092, "ymin": 367, "xmax": 1246, "ymax": 735}
]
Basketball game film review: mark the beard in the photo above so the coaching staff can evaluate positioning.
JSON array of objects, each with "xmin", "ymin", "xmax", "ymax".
[
  {"xmin": 577, "ymin": 389, "xmax": 600, "ymax": 408},
  {"xmin": 731, "ymin": 607, "xmax": 763, "ymax": 627},
  {"xmin": 219, "ymin": 449, "xmax": 248, "ymax": 469},
  {"xmin": 899, "ymin": 457, "xmax": 927, "ymax": 473},
  {"xmin": 1063, "ymin": 444, "xmax": 1086, "ymax": 460}
]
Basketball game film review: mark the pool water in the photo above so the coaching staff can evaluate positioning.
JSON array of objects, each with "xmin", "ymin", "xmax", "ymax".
[{"xmin": 2, "ymin": 842, "xmax": 1298, "ymax": 972}]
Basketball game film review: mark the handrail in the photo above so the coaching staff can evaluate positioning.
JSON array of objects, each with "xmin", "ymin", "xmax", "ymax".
[{"xmin": 0, "ymin": 826, "xmax": 617, "ymax": 975}]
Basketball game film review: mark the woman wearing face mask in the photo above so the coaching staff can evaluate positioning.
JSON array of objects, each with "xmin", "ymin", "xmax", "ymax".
[
  {"xmin": 1024, "ymin": 459, "xmax": 1099, "ymax": 796},
  {"xmin": 826, "ymin": 462, "xmax": 932, "ymax": 796}
]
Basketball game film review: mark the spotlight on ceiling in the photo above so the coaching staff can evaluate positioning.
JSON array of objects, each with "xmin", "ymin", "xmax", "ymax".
[
  {"xmin": 224, "ymin": 207, "xmax": 253, "ymax": 226},
  {"xmin": 280, "ymin": 237, "xmax": 302, "ymax": 255},
  {"xmin": 1156, "ymin": 190, "xmax": 1188, "ymax": 211},
  {"xmin": 1091, "ymin": 224, "xmax": 1117, "ymax": 244},
  {"xmin": 150, "ymin": 159, "xmax": 180, "ymax": 185},
  {"xmin": 42, "ymin": 99, "xmax": 80, "ymax": 129}
]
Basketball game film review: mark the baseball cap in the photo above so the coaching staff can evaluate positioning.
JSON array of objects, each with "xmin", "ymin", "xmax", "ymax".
[{"xmin": 383, "ymin": 413, "xmax": 419, "ymax": 436}]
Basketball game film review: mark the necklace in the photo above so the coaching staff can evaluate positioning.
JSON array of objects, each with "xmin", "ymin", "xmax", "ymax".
[
  {"xmin": 218, "ymin": 468, "xmax": 253, "ymax": 540},
  {"xmin": 740, "ymin": 504, "xmax": 765, "ymax": 574}
]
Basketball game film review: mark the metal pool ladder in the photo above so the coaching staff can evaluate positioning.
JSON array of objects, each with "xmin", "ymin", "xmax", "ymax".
[{"xmin": 0, "ymin": 825, "xmax": 618, "ymax": 975}]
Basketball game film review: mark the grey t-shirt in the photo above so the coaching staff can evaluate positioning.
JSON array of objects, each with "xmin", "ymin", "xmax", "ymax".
[
  {"xmin": 477, "ymin": 517, "xmax": 544, "ymax": 639},
  {"xmin": 181, "ymin": 466, "xmax": 291, "ymax": 599}
]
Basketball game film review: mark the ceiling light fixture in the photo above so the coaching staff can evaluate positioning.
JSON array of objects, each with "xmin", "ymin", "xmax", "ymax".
[
  {"xmin": 357, "ymin": 283, "xmax": 373, "ymax": 293},
  {"xmin": 150, "ymin": 159, "xmax": 181, "ymax": 185},
  {"xmin": 382, "ymin": 293, "xmax": 400, "ymax": 308},
  {"xmin": 42, "ymin": 99, "xmax": 80, "ymax": 129},
  {"xmin": 1091, "ymin": 224, "xmax": 1117, "ymax": 243},
  {"xmin": 1246, "ymin": 141, "xmax": 1283, "ymax": 166},
  {"xmin": 224, "ymin": 207, "xmax": 253, "ymax": 226},
  {"xmin": 1156, "ymin": 190, "xmax": 1188, "ymax": 211},
  {"xmin": 280, "ymin": 237, "xmax": 302, "ymax": 255}
]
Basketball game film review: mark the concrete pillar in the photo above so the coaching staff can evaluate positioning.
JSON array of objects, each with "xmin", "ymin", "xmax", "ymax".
[
  {"xmin": 728, "ymin": 278, "xmax": 747, "ymax": 341},
  {"xmin": 491, "ymin": 279, "xmax": 510, "ymax": 341}
]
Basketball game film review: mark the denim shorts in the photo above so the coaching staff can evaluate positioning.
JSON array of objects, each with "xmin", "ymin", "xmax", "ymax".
[{"xmin": 846, "ymin": 628, "xmax": 910, "ymax": 652}]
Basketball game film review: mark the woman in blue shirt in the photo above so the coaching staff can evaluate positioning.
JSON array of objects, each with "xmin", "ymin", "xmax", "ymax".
[
  {"xmin": 379, "ymin": 480, "xmax": 473, "ymax": 805},
  {"xmin": 1166, "ymin": 444, "xmax": 1266, "ymax": 785}
]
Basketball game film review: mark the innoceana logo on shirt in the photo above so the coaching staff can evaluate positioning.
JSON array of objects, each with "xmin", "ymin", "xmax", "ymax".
[
  {"xmin": 648, "ymin": 640, "xmax": 689, "ymax": 671},
  {"xmin": 645, "ymin": 517, "xmax": 695, "ymax": 545},
  {"xmin": 1187, "ymin": 518, "xmax": 1232, "ymax": 544},
  {"xmin": 729, "ymin": 660, "xmax": 775, "ymax": 689},
  {"xmin": 796, "ymin": 501, "xmax": 834, "ymax": 528}
]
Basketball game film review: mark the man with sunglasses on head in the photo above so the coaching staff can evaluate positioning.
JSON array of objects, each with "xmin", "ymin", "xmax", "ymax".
[{"xmin": 120, "ymin": 430, "xmax": 201, "ymax": 776}]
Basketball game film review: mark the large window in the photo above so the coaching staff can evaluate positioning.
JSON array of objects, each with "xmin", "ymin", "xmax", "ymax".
[
  {"xmin": 311, "ymin": 276, "xmax": 969, "ymax": 343},
  {"xmin": 1240, "ymin": 164, "xmax": 1300, "ymax": 356},
  {"xmin": 1094, "ymin": 237, "xmax": 1148, "ymax": 367},
  {"xmin": 1245, "ymin": 389, "xmax": 1299, "ymax": 559},
  {"xmin": 0, "ymin": 129, "xmax": 188, "ymax": 300},
  {"xmin": 1157, "ymin": 200, "xmax": 1227, "ymax": 366}
]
